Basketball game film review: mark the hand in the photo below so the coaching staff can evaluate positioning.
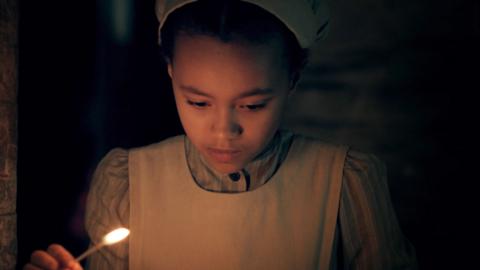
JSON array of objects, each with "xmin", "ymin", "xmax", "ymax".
[{"xmin": 23, "ymin": 244, "xmax": 83, "ymax": 270}]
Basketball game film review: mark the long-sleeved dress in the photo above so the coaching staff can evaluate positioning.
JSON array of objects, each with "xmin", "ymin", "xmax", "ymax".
[{"xmin": 85, "ymin": 130, "xmax": 417, "ymax": 269}]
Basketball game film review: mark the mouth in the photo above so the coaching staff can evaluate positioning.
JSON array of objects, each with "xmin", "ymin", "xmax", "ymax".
[{"xmin": 206, "ymin": 147, "xmax": 241, "ymax": 163}]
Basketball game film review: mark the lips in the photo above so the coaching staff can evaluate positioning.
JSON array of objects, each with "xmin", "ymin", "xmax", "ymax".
[{"xmin": 206, "ymin": 147, "xmax": 241, "ymax": 163}]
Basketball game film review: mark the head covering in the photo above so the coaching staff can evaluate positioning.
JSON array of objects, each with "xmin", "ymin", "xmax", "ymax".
[{"xmin": 154, "ymin": 0, "xmax": 329, "ymax": 48}]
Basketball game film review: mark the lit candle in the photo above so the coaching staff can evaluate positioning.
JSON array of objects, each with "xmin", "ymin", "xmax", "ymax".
[{"xmin": 75, "ymin": 227, "xmax": 130, "ymax": 262}]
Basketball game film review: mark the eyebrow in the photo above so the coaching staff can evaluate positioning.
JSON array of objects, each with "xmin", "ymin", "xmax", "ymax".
[{"xmin": 179, "ymin": 85, "xmax": 274, "ymax": 99}]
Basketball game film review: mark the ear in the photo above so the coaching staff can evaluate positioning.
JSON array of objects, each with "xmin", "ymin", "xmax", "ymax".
[{"xmin": 167, "ymin": 63, "xmax": 173, "ymax": 79}]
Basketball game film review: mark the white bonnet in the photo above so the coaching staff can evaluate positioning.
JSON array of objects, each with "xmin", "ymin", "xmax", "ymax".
[{"xmin": 154, "ymin": 0, "xmax": 329, "ymax": 48}]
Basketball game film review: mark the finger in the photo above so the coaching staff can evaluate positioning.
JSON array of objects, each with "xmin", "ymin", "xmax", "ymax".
[
  {"xmin": 30, "ymin": 250, "xmax": 58, "ymax": 270},
  {"xmin": 46, "ymin": 244, "xmax": 83, "ymax": 270},
  {"xmin": 47, "ymin": 244, "xmax": 75, "ymax": 266},
  {"xmin": 23, "ymin": 263, "xmax": 43, "ymax": 270},
  {"xmin": 65, "ymin": 260, "xmax": 83, "ymax": 270}
]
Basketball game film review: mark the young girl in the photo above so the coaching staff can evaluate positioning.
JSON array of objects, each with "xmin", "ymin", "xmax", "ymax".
[{"xmin": 25, "ymin": 0, "xmax": 417, "ymax": 269}]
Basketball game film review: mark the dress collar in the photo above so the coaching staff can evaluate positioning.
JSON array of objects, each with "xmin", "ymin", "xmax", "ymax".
[{"xmin": 185, "ymin": 130, "xmax": 294, "ymax": 193}]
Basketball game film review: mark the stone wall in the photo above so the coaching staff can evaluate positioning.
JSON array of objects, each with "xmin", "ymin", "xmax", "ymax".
[{"xmin": 0, "ymin": 0, "xmax": 17, "ymax": 269}]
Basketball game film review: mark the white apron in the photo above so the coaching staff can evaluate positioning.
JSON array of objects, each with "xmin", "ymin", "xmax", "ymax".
[{"xmin": 129, "ymin": 135, "xmax": 348, "ymax": 270}]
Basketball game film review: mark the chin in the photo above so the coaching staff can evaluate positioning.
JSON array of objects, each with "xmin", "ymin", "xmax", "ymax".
[
  {"xmin": 200, "ymin": 148, "xmax": 250, "ymax": 174},
  {"xmin": 203, "ymin": 157, "xmax": 246, "ymax": 173},
  {"xmin": 211, "ymin": 163, "xmax": 244, "ymax": 174}
]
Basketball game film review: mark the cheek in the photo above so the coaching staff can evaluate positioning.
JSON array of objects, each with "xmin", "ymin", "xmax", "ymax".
[
  {"xmin": 176, "ymin": 103, "xmax": 202, "ymax": 132},
  {"xmin": 247, "ymin": 110, "xmax": 281, "ymax": 131},
  {"xmin": 173, "ymin": 92, "xmax": 198, "ymax": 131},
  {"xmin": 175, "ymin": 104, "xmax": 208, "ymax": 150},
  {"xmin": 242, "ymin": 100, "xmax": 286, "ymax": 142}
]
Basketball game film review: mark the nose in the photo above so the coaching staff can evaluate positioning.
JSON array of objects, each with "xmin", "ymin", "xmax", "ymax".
[{"xmin": 211, "ymin": 107, "xmax": 243, "ymax": 140}]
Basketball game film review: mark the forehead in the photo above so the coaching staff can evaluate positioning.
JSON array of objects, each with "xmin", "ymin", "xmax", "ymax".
[
  {"xmin": 170, "ymin": 34, "xmax": 289, "ymax": 94},
  {"xmin": 173, "ymin": 33, "xmax": 286, "ymax": 67}
]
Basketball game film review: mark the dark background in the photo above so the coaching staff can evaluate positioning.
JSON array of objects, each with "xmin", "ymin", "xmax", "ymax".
[{"xmin": 16, "ymin": 0, "xmax": 479, "ymax": 269}]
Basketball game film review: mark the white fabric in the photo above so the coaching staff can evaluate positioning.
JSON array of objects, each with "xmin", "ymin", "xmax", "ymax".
[
  {"xmin": 129, "ymin": 135, "xmax": 348, "ymax": 269},
  {"xmin": 154, "ymin": 0, "xmax": 329, "ymax": 48}
]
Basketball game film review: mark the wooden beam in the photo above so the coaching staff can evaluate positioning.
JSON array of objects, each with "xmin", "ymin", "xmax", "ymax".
[{"xmin": 0, "ymin": 0, "xmax": 18, "ymax": 269}]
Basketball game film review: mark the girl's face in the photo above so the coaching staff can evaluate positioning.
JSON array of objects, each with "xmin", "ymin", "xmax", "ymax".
[{"xmin": 168, "ymin": 34, "xmax": 292, "ymax": 174}]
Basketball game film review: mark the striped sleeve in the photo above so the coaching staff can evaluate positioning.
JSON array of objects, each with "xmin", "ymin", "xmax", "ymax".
[
  {"xmin": 84, "ymin": 148, "xmax": 130, "ymax": 270},
  {"xmin": 338, "ymin": 150, "xmax": 418, "ymax": 270}
]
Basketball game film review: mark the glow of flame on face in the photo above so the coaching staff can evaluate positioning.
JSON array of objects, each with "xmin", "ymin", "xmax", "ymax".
[{"xmin": 102, "ymin": 228, "xmax": 130, "ymax": 245}]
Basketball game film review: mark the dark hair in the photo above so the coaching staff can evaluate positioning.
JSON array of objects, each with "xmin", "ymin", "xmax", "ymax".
[{"xmin": 160, "ymin": 0, "xmax": 308, "ymax": 81}]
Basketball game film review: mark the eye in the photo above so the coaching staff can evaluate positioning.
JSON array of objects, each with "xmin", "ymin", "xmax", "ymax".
[
  {"xmin": 240, "ymin": 103, "xmax": 267, "ymax": 111},
  {"xmin": 187, "ymin": 100, "xmax": 209, "ymax": 108}
]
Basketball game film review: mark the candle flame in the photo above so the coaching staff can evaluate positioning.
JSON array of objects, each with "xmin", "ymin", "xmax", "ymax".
[{"xmin": 102, "ymin": 228, "xmax": 130, "ymax": 245}]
